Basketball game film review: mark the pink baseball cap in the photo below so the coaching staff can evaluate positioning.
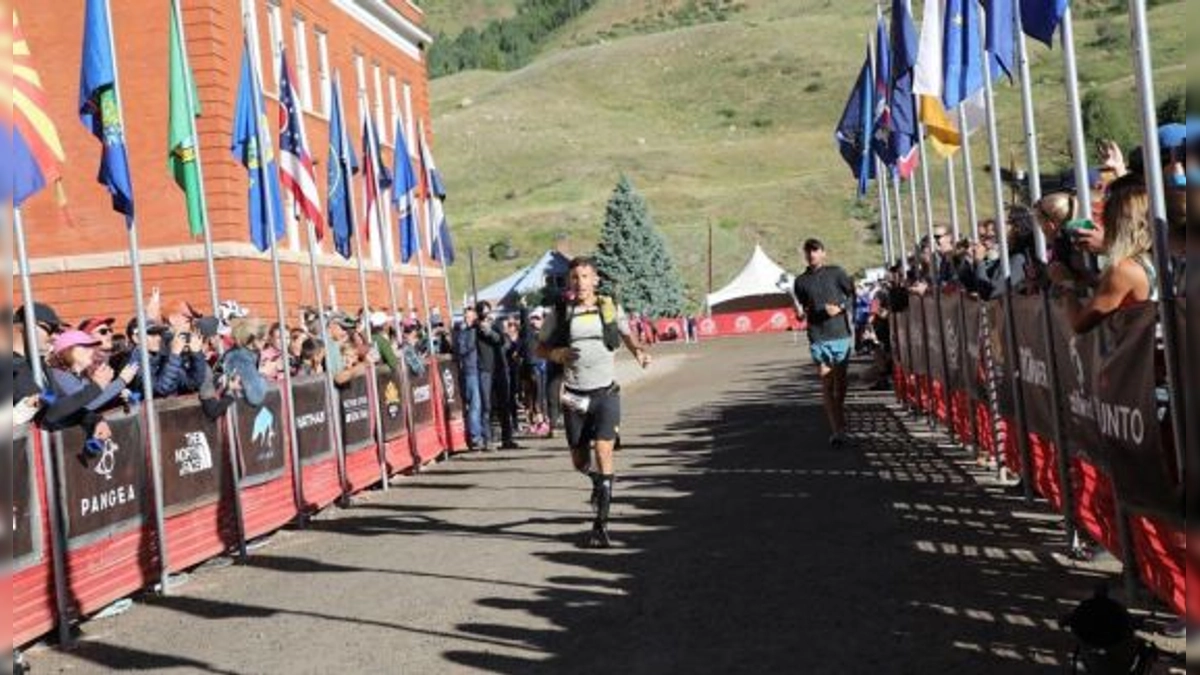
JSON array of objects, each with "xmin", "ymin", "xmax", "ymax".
[{"xmin": 52, "ymin": 330, "xmax": 102, "ymax": 354}]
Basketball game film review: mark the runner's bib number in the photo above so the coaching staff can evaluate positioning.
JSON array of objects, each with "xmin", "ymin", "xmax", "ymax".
[{"xmin": 561, "ymin": 390, "xmax": 591, "ymax": 413}]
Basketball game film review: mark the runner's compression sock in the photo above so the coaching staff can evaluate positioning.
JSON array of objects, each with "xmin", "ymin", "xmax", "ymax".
[{"xmin": 595, "ymin": 474, "xmax": 614, "ymax": 525}]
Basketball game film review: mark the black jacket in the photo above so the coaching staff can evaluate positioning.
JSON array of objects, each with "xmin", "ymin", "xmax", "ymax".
[{"xmin": 475, "ymin": 322, "xmax": 505, "ymax": 373}]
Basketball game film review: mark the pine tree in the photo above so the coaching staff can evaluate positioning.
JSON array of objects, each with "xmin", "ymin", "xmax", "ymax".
[{"xmin": 594, "ymin": 176, "xmax": 685, "ymax": 318}]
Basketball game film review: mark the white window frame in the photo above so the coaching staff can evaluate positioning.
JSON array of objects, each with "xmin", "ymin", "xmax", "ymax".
[
  {"xmin": 388, "ymin": 73, "xmax": 401, "ymax": 145},
  {"xmin": 314, "ymin": 28, "xmax": 331, "ymax": 117},
  {"xmin": 265, "ymin": 0, "xmax": 284, "ymax": 94},
  {"xmin": 292, "ymin": 14, "xmax": 314, "ymax": 112},
  {"xmin": 402, "ymin": 81, "xmax": 415, "ymax": 158},
  {"xmin": 372, "ymin": 63, "xmax": 387, "ymax": 146}
]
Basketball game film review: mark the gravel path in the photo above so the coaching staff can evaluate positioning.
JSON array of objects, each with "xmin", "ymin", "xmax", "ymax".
[{"xmin": 26, "ymin": 336, "xmax": 1181, "ymax": 674}]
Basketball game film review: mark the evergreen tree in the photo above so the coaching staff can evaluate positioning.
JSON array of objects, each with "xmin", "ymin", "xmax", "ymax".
[{"xmin": 594, "ymin": 176, "xmax": 686, "ymax": 318}]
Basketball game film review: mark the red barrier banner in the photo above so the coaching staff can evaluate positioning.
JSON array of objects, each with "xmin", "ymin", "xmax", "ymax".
[
  {"xmin": 408, "ymin": 365, "xmax": 435, "ymax": 429},
  {"xmin": 437, "ymin": 357, "xmax": 464, "ymax": 422},
  {"xmin": 8, "ymin": 428, "xmax": 39, "ymax": 567},
  {"xmin": 697, "ymin": 308, "xmax": 801, "ymax": 338},
  {"xmin": 376, "ymin": 367, "xmax": 407, "ymax": 441},
  {"xmin": 156, "ymin": 398, "xmax": 226, "ymax": 515},
  {"xmin": 338, "ymin": 374, "xmax": 374, "ymax": 453},
  {"xmin": 55, "ymin": 411, "xmax": 146, "ymax": 547},
  {"xmin": 234, "ymin": 387, "xmax": 287, "ymax": 485},
  {"xmin": 292, "ymin": 375, "xmax": 333, "ymax": 464}
]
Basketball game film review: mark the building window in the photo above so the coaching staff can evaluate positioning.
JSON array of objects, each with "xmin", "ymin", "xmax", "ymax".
[
  {"xmin": 388, "ymin": 73, "xmax": 401, "ymax": 142},
  {"xmin": 315, "ymin": 29, "xmax": 331, "ymax": 116},
  {"xmin": 292, "ymin": 14, "xmax": 314, "ymax": 111},
  {"xmin": 403, "ymin": 81, "xmax": 415, "ymax": 157},
  {"xmin": 265, "ymin": 0, "xmax": 284, "ymax": 94},
  {"xmin": 373, "ymin": 63, "xmax": 387, "ymax": 145}
]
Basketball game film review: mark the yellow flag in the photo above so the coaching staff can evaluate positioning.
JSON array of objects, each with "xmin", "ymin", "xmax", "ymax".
[{"xmin": 919, "ymin": 96, "xmax": 961, "ymax": 158}]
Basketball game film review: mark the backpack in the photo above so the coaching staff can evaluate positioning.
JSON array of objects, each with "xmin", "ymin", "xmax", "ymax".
[{"xmin": 549, "ymin": 296, "xmax": 623, "ymax": 352}]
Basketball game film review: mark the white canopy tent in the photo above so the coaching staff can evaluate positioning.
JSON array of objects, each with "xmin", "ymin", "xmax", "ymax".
[{"xmin": 706, "ymin": 245, "xmax": 796, "ymax": 313}]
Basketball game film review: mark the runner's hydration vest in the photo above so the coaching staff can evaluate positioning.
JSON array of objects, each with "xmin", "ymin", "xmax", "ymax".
[{"xmin": 550, "ymin": 297, "xmax": 623, "ymax": 352}]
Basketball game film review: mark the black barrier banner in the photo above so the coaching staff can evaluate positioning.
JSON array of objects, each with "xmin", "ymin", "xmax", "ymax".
[
  {"xmin": 235, "ymin": 387, "xmax": 287, "ymax": 485},
  {"xmin": 942, "ymin": 292, "xmax": 966, "ymax": 394},
  {"xmin": 907, "ymin": 295, "xmax": 927, "ymax": 377},
  {"xmin": 962, "ymin": 297, "xmax": 984, "ymax": 401},
  {"xmin": 921, "ymin": 294, "xmax": 945, "ymax": 385},
  {"xmin": 157, "ymin": 398, "xmax": 226, "ymax": 514},
  {"xmin": 292, "ymin": 375, "xmax": 333, "ymax": 464},
  {"xmin": 57, "ymin": 411, "xmax": 146, "ymax": 546},
  {"xmin": 339, "ymin": 374, "xmax": 374, "ymax": 453},
  {"xmin": 7, "ymin": 428, "xmax": 39, "ymax": 567},
  {"xmin": 986, "ymin": 300, "xmax": 1016, "ymax": 418},
  {"xmin": 408, "ymin": 364, "xmax": 435, "ymax": 428},
  {"xmin": 1009, "ymin": 294, "xmax": 1056, "ymax": 439},
  {"xmin": 1049, "ymin": 298, "xmax": 1102, "ymax": 462},
  {"xmin": 1095, "ymin": 303, "xmax": 1173, "ymax": 518},
  {"xmin": 1181, "ymin": 297, "xmax": 1197, "ymax": 516},
  {"xmin": 893, "ymin": 309, "xmax": 908, "ymax": 371},
  {"xmin": 376, "ymin": 368, "xmax": 407, "ymax": 441},
  {"xmin": 437, "ymin": 357, "xmax": 465, "ymax": 422}
]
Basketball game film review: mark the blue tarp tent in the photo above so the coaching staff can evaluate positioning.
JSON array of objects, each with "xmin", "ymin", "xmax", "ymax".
[{"xmin": 476, "ymin": 250, "xmax": 571, "ymax": 310}]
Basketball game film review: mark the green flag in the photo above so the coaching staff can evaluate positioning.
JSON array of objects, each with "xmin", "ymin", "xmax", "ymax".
[{"xmin": 168, "ymin": 0, "xmax": 205, "ymax": 236}]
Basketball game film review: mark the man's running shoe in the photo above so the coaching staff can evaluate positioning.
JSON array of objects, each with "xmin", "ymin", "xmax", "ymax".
[{"xmin": 829, "ymin": 433, "xmax": 850, "ymax": 448}]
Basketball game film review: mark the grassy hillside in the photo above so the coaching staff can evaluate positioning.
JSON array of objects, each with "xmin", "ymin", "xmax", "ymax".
[
  {"xmin": 428, "ymin": 0, "xmax": 1186, "ymax": 310},
  {"xmin": 418, "ymin": 0, "xmax": 519, "ymax": 38}
]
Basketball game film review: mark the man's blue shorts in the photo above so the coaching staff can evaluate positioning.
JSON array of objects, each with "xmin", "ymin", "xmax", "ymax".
[{"xmin": 810, "ymin": 337, "xmax": 853, "ymax": 367}]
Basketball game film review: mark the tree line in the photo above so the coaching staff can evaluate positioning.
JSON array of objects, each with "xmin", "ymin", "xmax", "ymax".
[{"xmin": 428, "ymin": 0, "xmax": 599, "ymax": 78}]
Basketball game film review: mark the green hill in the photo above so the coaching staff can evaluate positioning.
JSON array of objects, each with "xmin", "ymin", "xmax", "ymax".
[{"xmin": 428, "ymin": 0, "xmax": 1186, "ymax": 310}]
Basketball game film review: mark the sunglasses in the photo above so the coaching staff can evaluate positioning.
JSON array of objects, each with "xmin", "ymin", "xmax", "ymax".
[{"xmin": 96, "ymin": 328, "xmax": 113, "ymax": 336}]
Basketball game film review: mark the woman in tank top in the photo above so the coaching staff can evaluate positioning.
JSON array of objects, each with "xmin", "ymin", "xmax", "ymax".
[{"xmin": 1050, "ymin": 175, "xmax": 1157, "ymax": 334}]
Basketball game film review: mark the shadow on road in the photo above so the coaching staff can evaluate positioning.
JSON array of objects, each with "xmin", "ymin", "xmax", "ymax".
[{"xmin": 436, "ymin": 358, "xmax": 1124, "ymax": 674}]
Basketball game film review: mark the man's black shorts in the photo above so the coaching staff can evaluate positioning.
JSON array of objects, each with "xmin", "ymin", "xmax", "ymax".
[{"xmin": 563, "ymin": 384, "xmax": 621, "ymax": 451}]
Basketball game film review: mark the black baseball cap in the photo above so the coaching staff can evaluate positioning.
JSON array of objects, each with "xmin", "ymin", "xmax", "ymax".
[
  {"xmin": 14, "ymin": 302, "xmax": 62, "ymax": 329},
  {"xmin": 126, "ymin": 317, "xmax": 170, "ymax": 339},
  {"xmin": 803, "ymin": 238, "xmax": 825, "ymax": 253}
]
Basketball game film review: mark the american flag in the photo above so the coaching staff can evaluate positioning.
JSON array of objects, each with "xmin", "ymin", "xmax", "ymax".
[{"xmin": 278, "ymin": 49, "xmax": 323, "ymax": 238}]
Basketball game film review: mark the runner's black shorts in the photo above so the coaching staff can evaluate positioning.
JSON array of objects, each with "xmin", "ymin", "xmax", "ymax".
[{"xmin": 563, "ymin": 383, "xmax": 621, "ymax": 451}]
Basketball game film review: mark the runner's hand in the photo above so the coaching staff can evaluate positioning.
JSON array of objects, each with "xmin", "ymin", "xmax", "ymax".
[{"xmin": 635, "ymin": 349, "xmax": 652, "ymax": 369}]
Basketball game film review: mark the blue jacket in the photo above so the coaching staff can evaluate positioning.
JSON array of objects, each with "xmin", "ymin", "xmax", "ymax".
[
  {"xmin": 220, "ymin": 348, "xmax": 268, "ymax": 408},
  {"xmin": 453, "ymin": 326, "xmax": 479, "ymax": 374}
]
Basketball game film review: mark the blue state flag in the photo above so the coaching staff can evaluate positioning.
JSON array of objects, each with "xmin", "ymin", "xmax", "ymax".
[
  {"xmin": 942, "ymin": 0, "xmax": 985, "ymax": 110},
  {"xmin": 835, "ymin": 48, "xmax": 875, "ymax": 196},
  {"xmin": 231, "ymin": 39, "xmax": 285, "ymax": 252},
  {"xmin": 327, "ymin": 73, "xmax": 358, "ymax": 259},
  {"xmin": 984, "ymin": 0, "xmax": 1016, "ymax": 81},
  {"xmin": 391, "ymin": 120, "xmax": 420, "ymax": 264},
  {"xmin": 871, "ymin": 15, "xmax": 894, "ymax": 166},
  {"xmin": 79, "ymin": 0, "xmax": 134, "ymax": 220},
  {"xmin": 889, "ymin": 0, "xmax": 920, "ymax": 178},
  {"xmin": 1021, "ymin": 0, "xmax": 1069, "ymax": 47}
]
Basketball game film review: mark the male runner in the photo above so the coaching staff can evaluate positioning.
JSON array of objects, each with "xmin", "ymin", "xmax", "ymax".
[
  {"xmin": 792, "ymin": 239, "xmax": 856, "ymax": 447},
  {"xmin": 537, "ymin": 257, "xmax": 651, "ymax": 548}
]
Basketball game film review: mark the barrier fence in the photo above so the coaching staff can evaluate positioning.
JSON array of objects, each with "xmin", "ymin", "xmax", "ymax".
[
  {"xmin": 890, "ymin": 291, "xmax": 1186, "ymax": 620},
  {"xmin": 6, "ymin": 357, "xmax": 469, "ymax": 650}
]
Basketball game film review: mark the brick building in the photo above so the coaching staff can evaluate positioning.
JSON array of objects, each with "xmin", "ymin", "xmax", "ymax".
[{"xmin": 16, "ymin": 0, "xmax": 452, "ymax": 326}]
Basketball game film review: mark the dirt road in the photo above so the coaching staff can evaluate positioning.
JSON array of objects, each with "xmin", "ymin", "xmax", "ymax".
[{"xmin": 27, "ymin": 336, "xmax": 1177, "ymax": 674}]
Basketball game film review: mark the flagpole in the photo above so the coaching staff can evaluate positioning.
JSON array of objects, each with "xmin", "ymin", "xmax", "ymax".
[
  {"xmin": 335, "ymin": 76, "xmax": 390, "ymax": 490},
  {"xmin": 241, "ymin": 6, "xmax": 305, "ymax": 514},
  {"xmin": 14, "ymin": 208, "xmax": 73, "ymax": 645},
  {"xmin": 907, "ymin": 176, "xmax": 921, "ymax": 257},
  {"xmin": 412, "ymin": 120, "xmax": 437, "ymax": 335},
  {"xmin": 892, "ymin": 171, "xmax": 909, "ymax": 276},
  {"xmin": 419, "ymin": 119, "xmax": 458, "ymax": 331},
  {"xmin": 945, "ymin": 155, "xmax": 961, "ymax": 241},
  {"xmin": 958, "ymin": 105, "xmax": 981, "ymax": 241},
  {"xmin": 169, "ymin": 0, "xmax": 248, "ymax": 561},
  {"xmin": 1058, "ymin": 9, "xmax": 1092, "ymax": 219},
  {"xmin": 981, "ymin": 12, "xmax": 1034, "ymax": 500},
  {"xmin": 876, "ymin": 157, "xmax": 893, "ymax": 266},
  {"xmin": 100, "ymin": 0, "xmax": 172, "ymax": 594},
  {"xmin": 1128, "ymin": 0, "xmax": 1185, "ymax": 485},
  {"xmin": 1014, "ymin": 15, "xmax": 1045, "ymax": 259}
]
